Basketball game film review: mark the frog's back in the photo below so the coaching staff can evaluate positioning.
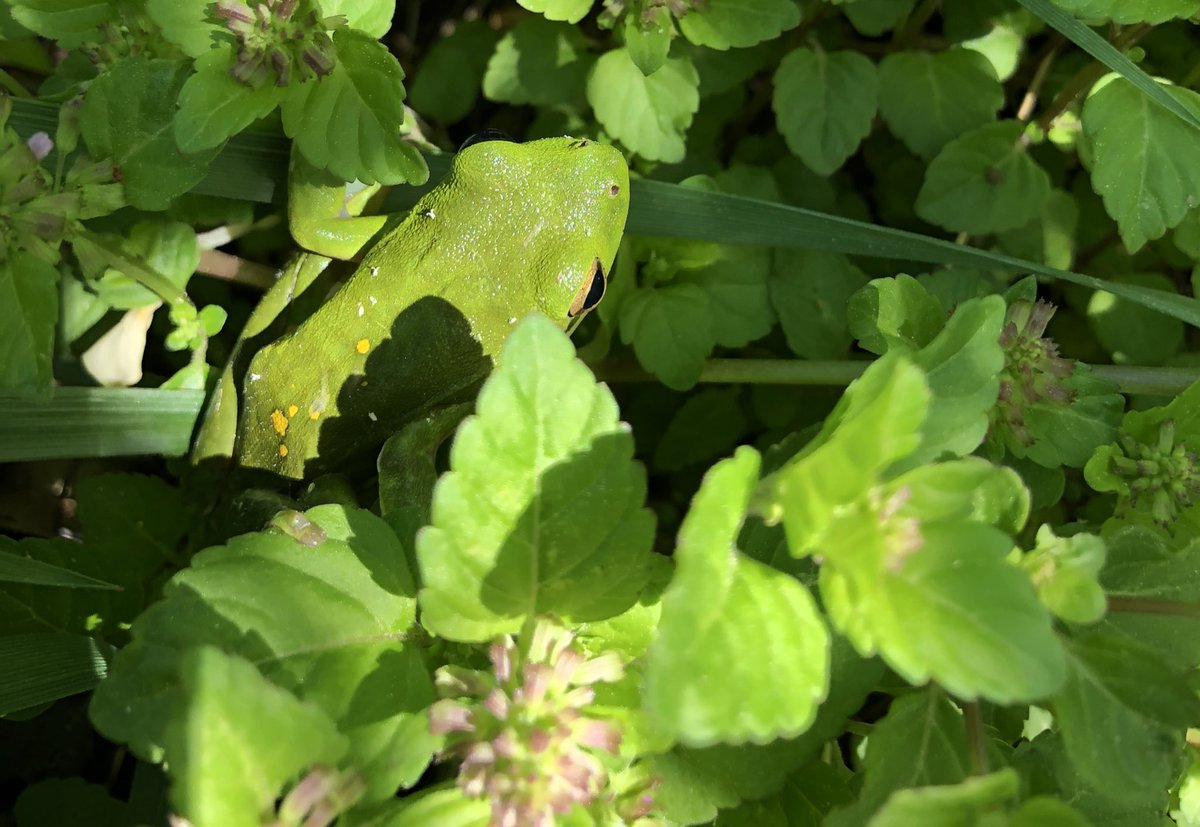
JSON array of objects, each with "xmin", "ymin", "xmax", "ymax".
[{"xmin": 238, "ymin": 137, "xmax": 629, "ymax": 479}]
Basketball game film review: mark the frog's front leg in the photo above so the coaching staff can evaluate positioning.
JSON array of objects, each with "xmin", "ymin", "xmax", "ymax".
[{"xmin": 288, "ymin": 148, "xmax": 392, "ymax": 261}]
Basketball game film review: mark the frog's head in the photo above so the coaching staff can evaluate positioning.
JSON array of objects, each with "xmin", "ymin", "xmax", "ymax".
[{"xmin": 448, "ymin": 132, "xmax": 630, "ymax": 332}]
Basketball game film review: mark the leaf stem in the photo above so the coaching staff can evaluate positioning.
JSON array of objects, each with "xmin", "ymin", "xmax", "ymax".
[
  {"xmin": 894, "ymin": 0, "xmax": 941, "ymax": 47},
  {"xmin": 963, "ymin": 701, "xmax": 988, "ymax": 775},
  {"xmin": 0, "ymin": 68, "xmax": 32, "ymax": 97},
  {"xmin": 595, "ymin": 358, "xmax": 1200, "ymax": 396},
  {"xmin": 1107, "ymin": 595, "xmax": 1200, "ymax": 617},
  {"xmin": 1034, "ymin": 23, "xmax": 1151, "ymax": 132},
  {"xmin": 73, "ymin": 227, "xmax": 193, "ymax": 309},
  {"xmin": 1017, "ymin": 36, "xmax": 1064, "ymax": 122}
]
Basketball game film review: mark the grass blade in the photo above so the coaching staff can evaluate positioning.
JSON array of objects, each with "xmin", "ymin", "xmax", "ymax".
[
  {"xmin": 0, "ymin": 633, "xmax": 109, "ymax": 715},
  {"xmin": 0, "ymin": 550, "xmax": 120, "ymax": 590}
]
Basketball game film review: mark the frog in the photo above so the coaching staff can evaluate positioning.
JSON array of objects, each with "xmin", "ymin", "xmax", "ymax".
[{"xmin": 191, "ymin": 132, "xmax": 630, "ymax": 485}]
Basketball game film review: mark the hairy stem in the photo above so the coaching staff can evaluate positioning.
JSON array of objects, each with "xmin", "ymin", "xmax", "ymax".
[
  {"xmin": 1107, "ymin": 596, "xmax": 1200, "ymax": 617},
  {"xmin": 963, "ymin": 702, "xmax": 988, "ymax": 776}
]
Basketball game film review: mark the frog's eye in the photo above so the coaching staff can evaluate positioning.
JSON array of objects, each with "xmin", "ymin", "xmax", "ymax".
[
  {"xmin": 459, "ymin": 129, "xmax": 514, "ymax": 152},
  {"xmin": 569, "ymin": 259, "xmax": 606, "ymax": 318}
]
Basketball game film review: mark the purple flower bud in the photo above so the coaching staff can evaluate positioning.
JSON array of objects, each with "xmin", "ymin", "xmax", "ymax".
[
  {"xmin": 25, "ymin": 132, "xmax": 52, "ymax": 161},
  {"xmin": 428, "ymin": 699, "xmax": 474, "ymax": 734}
]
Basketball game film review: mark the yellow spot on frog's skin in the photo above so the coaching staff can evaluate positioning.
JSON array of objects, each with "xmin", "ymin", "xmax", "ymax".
[
  {"xmin": 279, "ymin": 444, "xmax": 289, "ymax": 458},
  {"xmin": 356, "ymin": 338, "xmax": 370, "ymax": 354},
  {"xmin": 309, "ymin": 409, "xmax": 320, "ymax": 421},
  {"xmin": 287, "ymin": 404, "xmax": 299, "ymax": 418},
  {"xmin": 271, "ymin": 409, "xmax": 289, "ymax": 436}
]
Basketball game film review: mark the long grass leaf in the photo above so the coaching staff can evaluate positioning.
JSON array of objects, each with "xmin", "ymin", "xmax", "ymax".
[
  {"xmin": 0, "ymin": 633, "xmax": 109, "ymax": 715},
  {"xmin": 0, "ymin": 550, "xmax": 120, "ymax": 590}
]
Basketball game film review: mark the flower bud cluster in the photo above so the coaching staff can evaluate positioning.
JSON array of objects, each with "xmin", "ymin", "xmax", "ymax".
[
  {"xmin": 1108, "ymin": 419, "xmax": 1200, "ymax": 528},
  {"xmin": 210, "ymin": 0, "xmax": 343, "ymax": 87},
  {"xmin": 429, "ymin": 619, "xmax": 651, "ymax": 826},
  {"xmin": 993, "ymin": 300, "xmax": 1076, "ymax": 448}
]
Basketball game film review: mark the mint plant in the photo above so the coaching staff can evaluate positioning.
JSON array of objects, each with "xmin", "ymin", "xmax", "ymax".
[{"xmin": 8, "ymin": 1, "xmax": 1200, "ymax": 826}]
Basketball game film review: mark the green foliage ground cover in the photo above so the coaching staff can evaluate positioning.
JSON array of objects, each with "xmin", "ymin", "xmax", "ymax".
[{"xmin": 6, "ymin": 1, "xmax": 1200, "ymax": 825}]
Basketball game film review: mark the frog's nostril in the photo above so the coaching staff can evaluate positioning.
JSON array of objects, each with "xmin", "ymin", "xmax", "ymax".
[{"xmin": 608, "ymin": 184, "xmax": 620, "ymax": 197}]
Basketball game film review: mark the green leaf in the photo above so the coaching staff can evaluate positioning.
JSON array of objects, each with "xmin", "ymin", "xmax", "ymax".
[
  {"xmin": 1053, "ymin": 631, "xmax": 1194, "ymax": 806},
  {"xmin": 679, "ymin": 246, "xmax": 774, "ymax": 348},
  {"xmin": 0, "ymin": 251, "xmax": 57, "ymax": 396},
  {"xmin": 996, "ymin": 189, "xmax": 1079, "ymax": 270},
  {"xmin": 868, "ymin": 770, "xmax": 1019, "ymax": 827},
  {"xmin": 843, "ymin": 0, "xmax": 917, "ymax": 36},
  {"xmin": 878, "ymin": 49, "xmax": 1004, "ymax": 159},
  {"xmin": 770, "ymin": 356, "xmax": 929, "ymax": 555},
  {"xmin": 819, "ymin": 474, "xmax": 1064, "ymax": 703},
  {"xmin": 772, "ymin": 48, "xmax": 878, "ymax": 175},
  {"xmin": 165, "ymin": 647, "xmax": 347, "ymax": 827},
  {"xmin": 619, "ymin": 283, "xmax": 714, "ymax": 391},
  {"xmin": 174, "ymin": 47, "xmax": 287, "ymax": 153},
  {"xmin": 624, "ymin": 7, "xmax": 672, "ymax": 76},
  {"xmin": 417, "ymin": 315, "xmax": 655, "ymax": 641},
  {"xmin": 320, "ymin": 0, "xmax": 395, "ymax": 37},
  {"xmin": 516, "ymin": 0, "xmax": 593, "ymax": 22},
  {"xmin": 0, "ymin": 387, "xmax": 204, "ymax": 461},
  {"xmin": 677, "ymin": 0, "xmax": 802, "ymax": 49},
  {"xmin": 1049, "ymin": 0, "xmax": 1200, "ymax": 23},
  {"xmin": 1098, "ymin": 527, "xmax": 1200, "ymax": 670},
  {"xmin": 0, "ymin": 632, "xmax": 108, "ymax": 715},
  {"xmin": 902, "ymin": 296, "xmax": 1005, "ymax": 468},
  {"xmin": 714, "ymin": 761, "xmax": 853, "ymax": 826},
  {"xmin": 847, "ymin": 274, "xmax": 945, "ymax": 356},
  {"xmin": 1088, "ymin": 272, "xmax": 1184, "ymax": 364},
  {"xmin": 90, "ymin": 504, "xmax": 428, "ymax": 800},
  {"xmin": 587, "ymin": 49, "xmax": 700, "ymax": 163},
  {"xmin": 1008, "ymin": 797, "xmax": 1092, "ymax": 827},
  {"xmin": 825, "ymin": 689, "xmax": 969, "ymax": 827},
  {"xmin": 644, "ymin": 447, "xmax": 830, "ymax": 747},
  {"xmin": 92, "ymin": 220, "xmax": 200, "ymax": 310},
  {"xmin": 14, "ymin": 779, "xmax": 130, "ymax": 827},
  {"xmin": 916, "ymin": 120, "xmax": 1050, "ymax": 234},
  {"xmin": 0, "ymin": 551, "xmax": 119, "ymax": 589},
  {"xmin": 769, "ymin": 250, "xmax": 868, "ymax": 359},
  {"xmin": 653, "ymin": 388, "xmax": 746, "ymax": 472},
  {"xmin": 1082, "ymin": 76, "xmax": 1200, "ymax": 253},
  {"xmin": 282, "ymin": 29, "xmax": 427, "ymax": 186},
  {"xmin": 377, "ymin": 787, "xmax": 491, "ymax": 826},
  {"xmin": 407, "ymin": 20, "xmax": 499, "ymax": 124},
  {"xmin": 7, "ymin": 0, "xmax": 113, "ymax": 47},
  {"xmin": 144, "ymin": 0, "xmax": 219, "ymax": 57},
  {"xmin": 82, "ymin": 56, "xmax": 221, "ymax": 210},
  {"xmin": 482, "ymin": 16, "xmax": 593, "ymax": 107},
  {"xmin": 1022, "ymin": 526, "xmax": 1107, "ymax": 625}
]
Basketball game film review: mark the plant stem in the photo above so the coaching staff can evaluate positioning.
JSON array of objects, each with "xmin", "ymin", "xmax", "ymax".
[
  {"xmin": 0, "ymin": 68, "xmax": 32, "ymax": 97},
  {"xmin": 1034, "ymin": 23, "xmax": 1151, "ymax": 132},
  {"xmin": 596, "ymin": 358, "xmax": 1200, "ymax": 396},
  {"xmin": 894, "ymin": 0, "xmax": 940, "ymax": 47},
  {"xmin": 1018, "ymin": 37, "xmax": 1064, "ymax": 122},
  {"xmin": 1107, "ymin": 596, "xmax": 1200, "ymax": 617},
  {"xmin": 963, "ymin": 702, "xmax": 988, "ymax": 776},
  {"xmin": 73, "ymin": 227, "xmax": 193, "ymax": 309}
]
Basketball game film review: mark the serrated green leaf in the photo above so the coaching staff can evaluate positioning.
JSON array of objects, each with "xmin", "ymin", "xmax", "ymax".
[
  {"xmin": 282, "ymin": 29, "xmax": 427, "ymax": 185},
  {"xmin": 174, "ymin": 47, "xmax": 286, "ymax": 153},
  {"xmin": 165, "ymin": 647, "xmax": 347, "ymax": 827},
  {"xmin": 82, "ymin": 56, "xmax": 221, "ymax": 210},
  {"xmin": 1050, "ymin": 0, "xmax": 1200, "ymax": 23},
  {"xmin": 902, "ymin": 295, "xmax": 1006, "ymax": 468},
  {"xmin": 887, "ymin": 457, "xmax": 1031, "ymax": 537},
  {"xmin": 825, "ymin": 689, "xmax": 969, "ymax": 827},
  {"xmin": 588, "ymin": 49, "xmax": 699, "ymax": 163},
  {"xmin": 619, "ymin": 283, "xmax": 714, "ymax": 391},
  {"xmin": 645, "ymin": 447, "xmax": 830, "ymax": 747},
  {"xmin": 878, "ymin": 49, "xmax": 1003, "ymax": 159},
  {"xmin": 516, "ymin": 0, "xmax": 593, "ymax": 22},
  {"xmin": 1053, "ymin": 631, "xmax": 1193, "ymax": 806},
  {"xmin": 772, "ymin": 48, "xmax": 877, "ymax": 175},
  {"xmin": 714, "ymin": 761, "xmax": 853, "ymax": 827},
  {"xmin": 916, "ymin": 120, "xmax": 1050, "ymax": 234},
  {"xmin": 417, "ymin": 316, "xmax": 654, "ymax": 641},
  {"xmin": 0, "ymin": 632, "xmax": 108, "ymax": 715},
  {"xmin": 144, "ymin": 0, "xmax": 218, "ymax": 57},
  {"xmin": 7, "ymin": 0, "xmax": 113, "ymax": 47},
  {"xmin": 1083, "ymin": 76, "xmax": 1200, "ymax": 253},
  {"xmin": 868, "ymin": 769, "xmax": 1019, "ymax": 827},
  {"xmin": 677, "ymin": 0, "xmax": 801, "ymax": 49},
  {"xmin": 0, "ymin": 251, "xmax": 57, "ymax": 396},
  {"xmin": 771, "ymin": 355, "xmax": 929, "ymax": 555},
  {"xmin": 407, "ymin": 20, "xmax": 499, "ymax": 124},
  {"xmin": 482, "ymin": 16, "xmax": 592, "ymax": 107},
  {"xmin": 90, "ymin": 504, "xmax": 427, "ymax": 798},
  {"xmin": 848, "ymin": 274, "xmax": 945, "ymax": 356},
  {"xmin": 769, "ymin": 250, "xmax": 868, "ymax": 359}
]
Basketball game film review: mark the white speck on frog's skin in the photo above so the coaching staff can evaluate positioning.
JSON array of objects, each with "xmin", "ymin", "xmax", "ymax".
[
  {"xmin": 423, "ymin": 209, "xmax": 436, "ymax": 219},
  {"xmin": 357, "ymin": 303, "xmax": 364, "ymax": 317},
  {"xmin": 368, "ymin": 411, "xmax": 378, "ymax": 422},
  {"xmin": 369, "ymin": 266, "xmax": 379, "ymax": 277},
  {"xmin": 508, "ymin": 317, "xmax": 517, "ymax": 325},
  {"xmin": 249, "ymin": 373, "xmax": 261, "ymax": 382},
  {"xmin": 369, "ymin": 296, "xmax": 378, "ymax": 306}
]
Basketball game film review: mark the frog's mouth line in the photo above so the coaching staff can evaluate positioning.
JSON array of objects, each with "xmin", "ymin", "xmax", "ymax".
[{"xmin": 566, "ymin": 257, "xmax": 606, "ymax": 335}]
